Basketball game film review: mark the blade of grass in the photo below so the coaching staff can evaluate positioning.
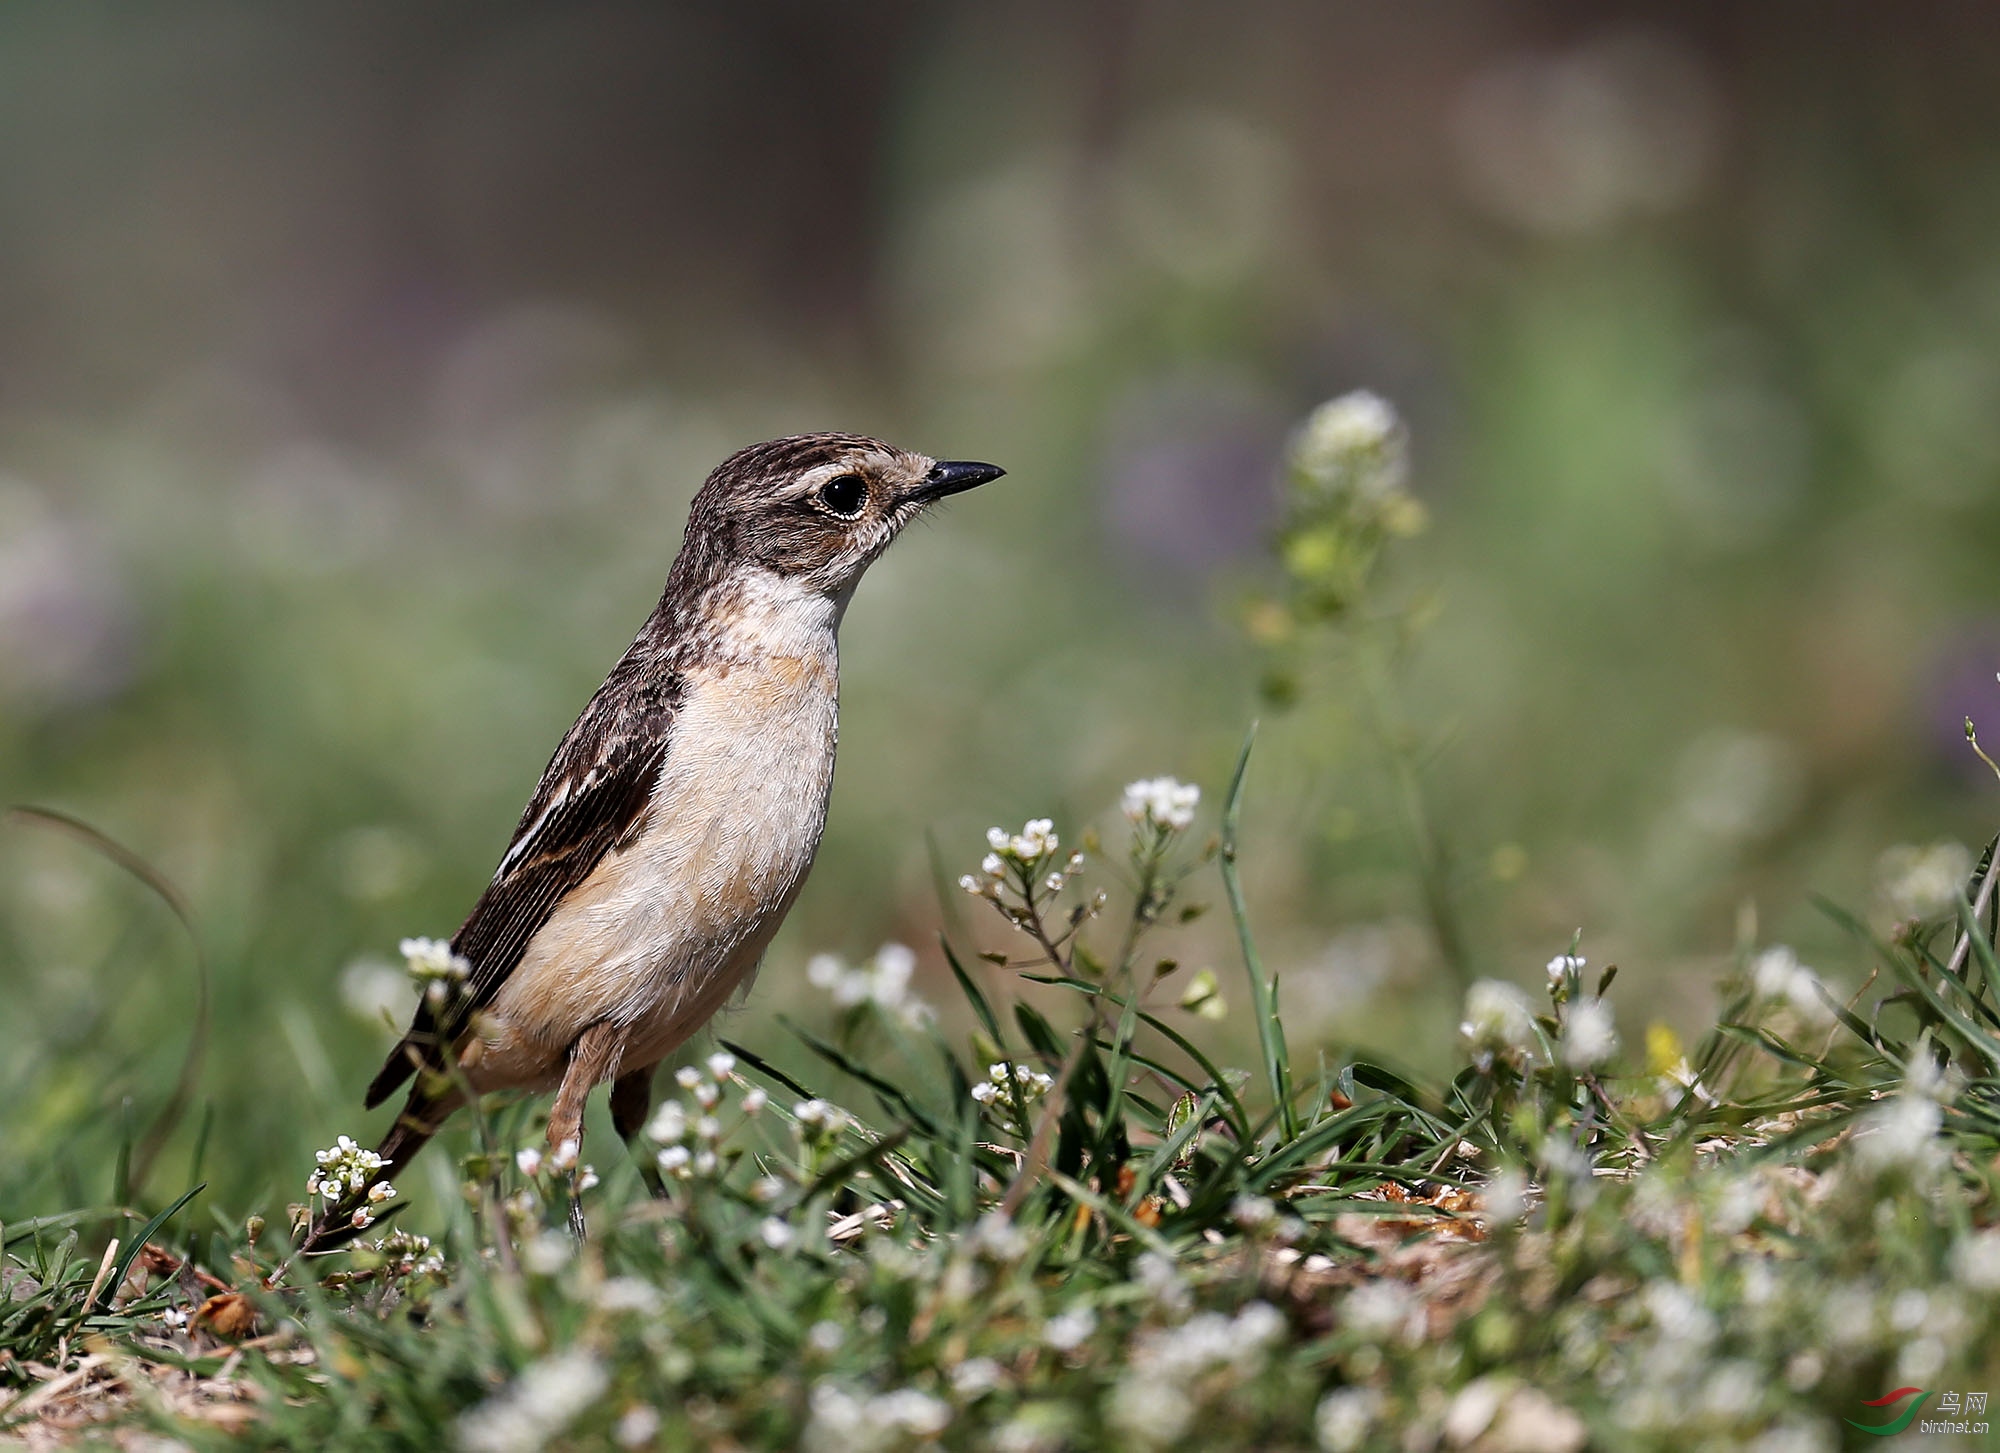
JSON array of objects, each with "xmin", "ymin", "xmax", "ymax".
[
  {"xmin": 94, "ymin": 1182, "xmax": 204, "ymax": 1315},
  {"xmin": 1220, "ymin": 725, "xmax": 1295, "ymax": 1139},
  {"xmin": 6, "ymin": 807, "xmax": 211, "ymax": 1199}
]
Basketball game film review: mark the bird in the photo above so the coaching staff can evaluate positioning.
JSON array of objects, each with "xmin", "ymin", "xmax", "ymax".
[{"xmin": 299, "ymin": 433, "xmax": 1003, "ymax": 1251}]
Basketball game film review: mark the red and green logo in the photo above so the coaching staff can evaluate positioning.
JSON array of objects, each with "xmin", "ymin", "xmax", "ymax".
[{"xmin": 1847, "ymin": 1387, "xmax": 1932, "ymax": 1436}]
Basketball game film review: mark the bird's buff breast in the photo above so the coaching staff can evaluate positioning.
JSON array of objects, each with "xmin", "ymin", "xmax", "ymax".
[{"xmin": 478, "ymin": 655, "xmax": 837, "ymax": 1087}]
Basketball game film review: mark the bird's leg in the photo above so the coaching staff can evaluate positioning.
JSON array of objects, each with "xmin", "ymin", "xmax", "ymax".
[
  {"xmin": 549, "ymin": 1020, "xmax": 624, "ymax": 1240},
  {"xmin": 609, "ymin": 1065, "xmax": 666, "ymax": 1199}
]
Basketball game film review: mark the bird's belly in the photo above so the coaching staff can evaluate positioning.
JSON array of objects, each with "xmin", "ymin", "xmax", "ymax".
[{"xmin": 478, "ymin": 667, "xmax": 836, "ymax": 1087}]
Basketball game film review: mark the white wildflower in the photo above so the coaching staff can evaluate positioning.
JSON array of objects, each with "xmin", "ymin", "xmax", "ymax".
[
  {"xmin": 972, "ymin": 1060, "xmax": 1052, "ymax": 1110},
  {"xmin": 804, "ymin": 1383, "xmax": 950, "ymax": 1452},
  {"xmin": 674, "ymin": 1065, "xmax": 703, "ymax": 1091},
  {"xmin": 515, "ymin": 1147, "xmax": 544, "ymax": 1177},
  {"xmin": 1012, "ymin": 818, "xmax": 1058, "ymax": 859},
  {"xmin": 1546, "ymin": 952, "xmax": 1585, "ymax": 985},
  {"xmin": 1133, "ymin": 1251, "xmax": 1191, "ymax": 1314},
  {"xmin": 1043, "ymin": 1307, "xmax": 1096, "ymax": 1352},
  {"xmin": 645, "ymin": 1102, "xmax": 686, "ymax": 1145},
  {"xmin": 307, "ymin": 1135, "xmax": 385, "ymax": 1203},
  {"xmin": 1853, "ymin": 1093, "xmax": 1943, "ymax": 1172},
  {"xmin": 613, "ymin": 1405, "xmax": 661, "ymax": 1449},
  {"xmin": 457, "ymin": 1349, "xmax": 607, "ymax": 1453},
  {"xmin": 759, "ymin": 1217, "xmax": 796, "ymax": 1250},
  {"xmin": 1460, "ymin": 979, "xmax": 1538, "ymax": 1066},
  {"xmin": 1121, "ymin": 777, "xmax": 1201, "ymax": 832},
  {"xmin": 793, "ymin": 1099, "xmax": 850, "ymax": 1136},
  {"xmin": 1645, "ymin": 1281, "xmax": 1718, "ymax": 1362},
  {"xmin": 1560, "ymin": 996, "xmax": 1618, "ymax": 1068},
  {"xmin": 550, "ymin": 1138, "xmax": 578, "ymax": 1172},
  {"xmin": 1234, "ymin": 1301, "xmax": 1285, "ymax": 1346},
  {"xmin": 1878, "ymin": 839, "xmax": 1972, "ymax": 919},
  {"xmin": 873, "ymin": 1388, "xmax": 950, "ymax": 1437},
  {"xmin": 1292, "ymin": 390, "xmax": 1409, "ymax": 501},
  {"xmin": 807, "ymin": 1320, "xmax": 845, "ymax": 1353},
  {"xmin": 1107, "ymin": 1376, "xmax": 1193, "ymax": 1447},
  {"xmin": 401, "ymin": 936, "xmax": 470, "ymax": 1007},
  {"xmin": 1230, "ymin": 1194, "xmax": 1277, "ymax": 1231},
  {"xmin": 1748, "ymin": 1419, "xmax": 1836, "ymax": 1453},
  {"xmin": 594, "ymin": 1278, "xmax": 662, "ymax": 1315},
  {"xmin": 951, "ymin": 1356, "xmax": 1005, "ymax": 1397},
  {"xmin": 692, "ymin": 1149, "xmax": 717, "ymax": 1176},
  {"xmin": 1342, "ymin": 1280, "xmax": 1419, "ymax": 1342},
  {"xmin": 742, "ymin": 1087, "xmax": 768, "ymax": 1115},
  {"xmin": 705, "ymin": 1050, "xmax": 736, "ymax": 1079},
  {"xmin": 575, "ymin": 1165, "xmax": 598, "ymax": 1193},
  {"xmin": 1751, "ymin": 945, "xmax": 1833, "ymax": 1022},
  {"xmin": 656, "ymin": 1145, "xmax": 692, "ymax": 1177},
  {"xmin": 1481, "ymin": 1167, "xmax": 1530, "ymax": 1225},
  {"xmin": 1953, "ymin": 1228, "xmax": 2000, "ymax": 1290},
  {"xmin": 808, "ymin": 943, "xmax": 933, "ymax": 1027},
  {"xmin": 1316, "ymin": 1387, "xmax": 1380, "ymax": 1453},
  {"xmin": 1661, "ymin": 1056, "xmax": 1718, "ymax": 1108},
  {"xmin": 521, "ymin": 1231, "xmax": 570, "ymax": 1276},
  {"xmin": 966, "ymin": 1212, "xmax": 1028, "ymax": 1262}
]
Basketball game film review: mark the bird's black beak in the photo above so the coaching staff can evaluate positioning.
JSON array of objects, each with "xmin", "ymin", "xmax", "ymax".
[{"xmin": 911, "ymin": 459, "xmax": 1005, "ymax": 503}]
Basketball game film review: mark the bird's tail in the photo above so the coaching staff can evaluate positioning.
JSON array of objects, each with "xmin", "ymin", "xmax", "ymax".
[{"xmin": 295, "ymin": 1091, "xmax": 459, "ymax": 1256}]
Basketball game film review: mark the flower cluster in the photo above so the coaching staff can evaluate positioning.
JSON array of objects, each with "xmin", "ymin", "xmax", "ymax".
[
  {"xmin": 514, "ymin": 1141, "xmax": 599, "ymax": 1192},
  {"xmin": 792, "ymin": 1097, "xmax": 854, "ymax": 1141},
  {"xmin": 969, "ymin": 1060, "xmax": 1054, "ymax": 1107},
  {"xmin": 1292, "ymin": 390, "xmax": 1408, "ymax": 502},
  {"xmin": 1876, "ymin": 839, "xmax": 1972, "ymax": 921},
  {"xmin": 645, "ymin": 1051, "xmax": 769, "ymax": 1181},
  {"xmin": 363, "ymin": 1229, "xmax": 445, "ymax": 1281},
  {"xmin": 1460, "ymin": 979, "xmax": 1538, "ymax": 1070},
  {"xmin": 1560, "ymin": 996, "xmax": 1618, "ymax": 1069},
  {"xmin": 807, "ymin": 942, "xmax": 933, "ymax": 1027},
  {"xmin": 1545, "ymin": 951, "xmax": 1585, "ymax": 987},
  {"xmin": 803, "ymin": 1381, "xmax": 951, "ymax": 1453},
  {"xmin": 961, "ymin": 817, "xmax": 1083, "ymax": 904},
  {"xmin": 1104, "ymin": 1301, "xmax": 1287, "ymax": 1446},
  {"xmin": 1749, "ymin": 945, "xmax": 1832, "ymax": 1024},
  {"xmin": 307, "ymin": 1134, "xmax": 397, "ymax": 1229},
  {"xmin": 1122, "ymin": 777, "xmax": 1201, "ymax": 833},
  {"xmin": 399, "ymin": 935, "xmax": 470, "ymax": 1007},
  {"xmin": 457, "ymin": 1350, "xmax": 607, "ymax": 1453}
]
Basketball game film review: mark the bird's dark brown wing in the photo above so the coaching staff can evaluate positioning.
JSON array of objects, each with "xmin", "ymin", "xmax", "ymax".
[{"xmin": 364, "ymin": 662, "xmax": 679, "ymax": 1109}]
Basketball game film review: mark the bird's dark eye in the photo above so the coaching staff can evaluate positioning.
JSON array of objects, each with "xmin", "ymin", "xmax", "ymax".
[{"xmin": 818, "ymin": 473, "xmax": 868, "ymax": 518}]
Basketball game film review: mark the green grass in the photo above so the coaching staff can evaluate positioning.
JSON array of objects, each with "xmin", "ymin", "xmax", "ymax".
[{"xmin": 6, "ymin": 743, "xmax": 2000, "ymax": 1450}]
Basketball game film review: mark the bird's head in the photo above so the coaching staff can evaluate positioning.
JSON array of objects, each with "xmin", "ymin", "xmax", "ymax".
[{"xmin": 678, "ymin": 433, "xmax": 1004, "ymax": 600}]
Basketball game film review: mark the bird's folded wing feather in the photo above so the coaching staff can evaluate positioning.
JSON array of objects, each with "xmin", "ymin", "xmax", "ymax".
[{"xmin": 414, "ymin": 677, "xmax": 677, "ymax": 1048}]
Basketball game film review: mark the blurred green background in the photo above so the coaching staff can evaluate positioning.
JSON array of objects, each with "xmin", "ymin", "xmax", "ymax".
[{"xmin": 6, "ymin": 3, "xmax": 2000, "ymax": 1219}]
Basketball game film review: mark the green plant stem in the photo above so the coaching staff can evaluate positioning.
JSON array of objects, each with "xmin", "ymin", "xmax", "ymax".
[{"xmin": 1355, "ymin": 632, "xmax": 1472, "ymax": 991}]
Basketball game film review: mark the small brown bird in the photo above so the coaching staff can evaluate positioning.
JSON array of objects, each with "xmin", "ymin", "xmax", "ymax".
[{"xmin": 302, "ymin": 434, "xmax": 1002, "ymax": 1250}]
